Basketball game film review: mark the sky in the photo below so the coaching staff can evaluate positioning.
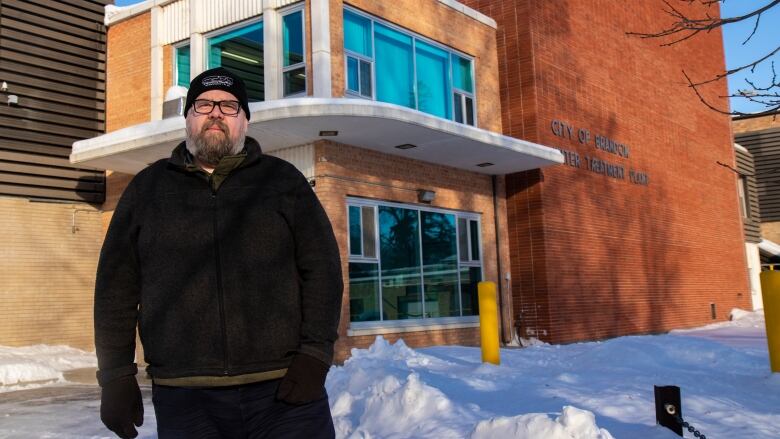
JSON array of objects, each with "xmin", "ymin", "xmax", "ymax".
[
  {"xmin": 1, "ymin": 309, "xmax": 778, "ymax": 438},
  {"xmin": 115, "ymin": 0, "xmax": 776, "ymax": 115},
  {"xmin": 720, "ymin": 0, "xmax": 780, "ymax": 114}
]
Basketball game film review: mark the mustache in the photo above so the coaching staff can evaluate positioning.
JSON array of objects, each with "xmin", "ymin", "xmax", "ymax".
[{"xmin": 202, "ymin": 120, "xmax": 229, "ymax": 133}]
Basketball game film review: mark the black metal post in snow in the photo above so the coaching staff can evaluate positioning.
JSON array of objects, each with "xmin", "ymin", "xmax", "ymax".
[{"xmin": 654, "ymin": 385, "xmax": 683, "ymax": 436}]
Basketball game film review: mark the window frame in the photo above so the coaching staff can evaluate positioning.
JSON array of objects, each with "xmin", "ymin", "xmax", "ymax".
[
  {"xmin": 280, "ymin": 5, "xmax": 307, "ymax": 98},
  {"xmin": 738, "ymin": 175, "xmax": 751, "ymax": 219},
  {"xmin": 346, "ymin": 197, "xmax": 484, "ymax": 328},
  {"xmin": 173, "ymin": 40, "xmax": 191, "ymax": 88},
  {"xmin": 342, "ymin": 6, "xmax": 477, "ymax": 126}
]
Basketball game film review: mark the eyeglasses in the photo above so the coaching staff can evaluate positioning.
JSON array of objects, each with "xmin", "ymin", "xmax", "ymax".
[{"xmin": 192, "ymin": 99, "xmax": 241, "ymax": 116}]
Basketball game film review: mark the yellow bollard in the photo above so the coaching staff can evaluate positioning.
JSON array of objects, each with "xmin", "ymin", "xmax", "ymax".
[
  {"xmin": 478, "ymin": 281, "xmax": 500, "ymax": 365},
  {"xmin": 760, "ymin": 266, "xmax": 780, "ymax": 373}
]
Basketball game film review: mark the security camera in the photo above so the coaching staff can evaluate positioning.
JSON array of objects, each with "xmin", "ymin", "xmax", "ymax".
[{"xmin": 0, "ymin": 81, "xmax": 7, "ymax": 92}]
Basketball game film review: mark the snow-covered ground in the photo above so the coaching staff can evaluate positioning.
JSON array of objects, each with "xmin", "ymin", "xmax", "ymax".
[{"xmin": 1, "ymin": 309, "xmax": 778, "ymax": 438}]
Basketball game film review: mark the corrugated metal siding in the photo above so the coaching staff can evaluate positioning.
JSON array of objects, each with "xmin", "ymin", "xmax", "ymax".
[
  {"xmin": 265, "ymin": 144, "xmax": 315, "ymax": 179},
  {"xmin": 737, "ymin": 128, "xmax": 780, "ymax": 222},
  {"xmin": 0, "ymin": 0, "xmax": 107, "ymax": 203},
  {"xmin": 735, "ymin": 147, "xmax": 761, "ymax": 243},
  {"xmin": 161, "ymin": 0, "xmax": 190, "ymax": 45},
  {"xmin": 159, "ymin": 0, "xmax": 269, "ymax": 45}
]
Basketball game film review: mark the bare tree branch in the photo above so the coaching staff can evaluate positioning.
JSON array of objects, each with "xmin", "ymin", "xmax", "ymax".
[{"xmin": 629, "ymin": 0, "xmax": 780, "ymax": 115}]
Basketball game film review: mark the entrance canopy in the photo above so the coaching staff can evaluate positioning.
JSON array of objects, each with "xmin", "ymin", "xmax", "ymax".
[{"xmin": 71, "ymin": 98, "xmax": 563, "ymax": 175}]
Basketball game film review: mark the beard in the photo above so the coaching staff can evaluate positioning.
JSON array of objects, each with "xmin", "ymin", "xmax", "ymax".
[{"xmin": 185, "ymin": 119, "xmax": 246, "ymax": 166}]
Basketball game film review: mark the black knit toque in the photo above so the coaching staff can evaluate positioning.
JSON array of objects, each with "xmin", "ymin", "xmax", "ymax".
[{"xmin": 184, "ymin": 67, "xmax": 250, "ymax": 120}]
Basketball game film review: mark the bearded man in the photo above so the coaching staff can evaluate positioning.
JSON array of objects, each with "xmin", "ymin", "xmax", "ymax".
[{"xmin": 94, "ymin": 67, "xmax": 343, "ymax": 439}]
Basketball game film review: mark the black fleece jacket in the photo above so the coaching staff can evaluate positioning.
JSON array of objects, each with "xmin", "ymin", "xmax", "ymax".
[{"xmin": 94, "ymin": 138, "xmax": 343, "ymax": 384}]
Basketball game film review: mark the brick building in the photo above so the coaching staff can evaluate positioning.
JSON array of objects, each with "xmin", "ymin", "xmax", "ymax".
[
  {"xmin": 0, "ymin": 0, "xmax": 108, "ymax": 349},
  {"xmin": 70, "ymin": 0, "xmax": 750, "ymax": 360},
  {"xmin": 734, "ymin": 112, "xmax": 780, "ymax": 278}
]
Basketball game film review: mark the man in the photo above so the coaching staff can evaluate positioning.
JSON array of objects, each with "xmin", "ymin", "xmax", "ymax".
[{"xmin": 94, "ymin": 67, "xmax": 343, "ymax": 438}]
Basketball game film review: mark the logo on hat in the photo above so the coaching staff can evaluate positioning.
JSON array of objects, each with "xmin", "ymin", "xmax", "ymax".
[{"xmin": 202, "ymin": 75, "xmax": 234, "ymax": 87}]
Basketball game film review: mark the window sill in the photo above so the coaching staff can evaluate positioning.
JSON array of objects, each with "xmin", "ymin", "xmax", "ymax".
[{"xmin": 347, "ymin": 317, "xmax": 479, "ymax": 337}]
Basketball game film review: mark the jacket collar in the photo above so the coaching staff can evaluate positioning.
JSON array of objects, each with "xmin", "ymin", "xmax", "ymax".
[{"xmin": 168, "ymin": 136, "xmax": 264, "ymax": 170}]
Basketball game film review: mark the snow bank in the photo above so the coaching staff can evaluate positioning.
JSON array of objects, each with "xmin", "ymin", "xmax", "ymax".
[
  {"xmin": 327, "ymin": 337, "xmax": 614, "ymax": 438},
  {"xmin": 0, "ymin": 345, "xmax": 96, "ymax": 391},
  {"xmin": 469, "ymin": 406, "xmax": 614, "ymax": 439}
]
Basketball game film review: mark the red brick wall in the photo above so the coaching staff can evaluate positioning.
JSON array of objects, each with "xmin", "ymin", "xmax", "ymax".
[
  {"xmin": 462, "ymin": 0, "xmax": 751, "ymax": 343},
  {"xmin": 313, "ymin": 140, "xmax": 510, "ymax": 362}
]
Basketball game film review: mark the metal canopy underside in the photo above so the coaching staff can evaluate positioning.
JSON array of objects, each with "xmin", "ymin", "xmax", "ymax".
[{"xmin": 71, "ymin": 98, "xmax": 563, "ymax": 175}]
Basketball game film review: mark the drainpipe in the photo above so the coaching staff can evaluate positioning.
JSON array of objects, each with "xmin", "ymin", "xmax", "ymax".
[{"xmin": 492, "ymin": 175, "xmax": 508, "ymax": 344}]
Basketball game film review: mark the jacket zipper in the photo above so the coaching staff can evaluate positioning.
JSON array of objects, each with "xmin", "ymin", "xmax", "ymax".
[{"xmin": 211, "ymin": 185, "xmax": 230, "ymax": 375}]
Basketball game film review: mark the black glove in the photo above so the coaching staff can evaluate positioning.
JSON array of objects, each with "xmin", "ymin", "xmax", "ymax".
[
  {"xmin": 276, "ymin": 353, "xmax": 330, "ymax": 405},
  {"xmin": 100, "ymin": 375, "xmax": 144, "ymax": 439}
]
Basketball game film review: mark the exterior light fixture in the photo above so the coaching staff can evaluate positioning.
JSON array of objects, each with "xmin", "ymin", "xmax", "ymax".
[
  {"xmin": 417, "ymin": 189, "xmax": 435, "ymax": 203},
  {"xmin": 319, "ymin": 130, "xmax": 338, "ymax": 136},
  {"xmin": 395, "ymin": 144, "xmax": 417, "ymax": 150},
  {"xmin": 476, "ymin": 162, "xmax": 494, "ymax": 167}
]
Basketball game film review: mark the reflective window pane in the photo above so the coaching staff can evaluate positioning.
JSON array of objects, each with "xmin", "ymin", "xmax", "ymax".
[
  {"xmin": 452, "ymin": 55, "xmax": 473, "ymax": 93},
  {"xmin": 344, "ymin": 9, "xmax": 372, "ymax": 57},
  {"xmin": 465, "ymin": 96, "xmax": 475, "ymax": 126},
  {"xmin": 207, "ymin": 22, "xmax": 264, "ymax": 101},
  {"xmin": 415, "ymin": 40, "xmax": 451, "ymax": 119},
  {"xmin": 349, "ymin": 263, "xmax": 381, "ymax": 321},
  {"xmin": 454, "ymin": 92, "xmax": 463, "ymax": 123},
  {"xmin": 458, "ymin": 217, "xmax": 468, "ymax": 262},
  {"xmin": 374, "ymin": 23, "xmax": 415, "ymax": 109},
  {"xmin": 283, "ymin": 67, "xmax": 306, "ymax": 96},
  {"xmin": 460, "ymin": 266, "xmax": 481, "ymax": 316},
  {"xmin": 283, "ymin": 11, "xmax": 304, "ymax": 66},
  {"xmin": 379, "ymin": 206, "xmax": 421, "ymax": 320},
  {"xmin": 362, "ymin": 206, "xmax": 376, "ymax": 258},
  {"xmin": 470, "ymin": 220, "xmax": 480, "ymax": 261},
  {"xmin": 360, "ymin": 59, "xmax": 372, "ymax": 98},
  {"xmin": 176, "ymin": 45, "xmax": 190, "ymax": 87},
  {"xmin": 347, "ymin": 56, "xmax": 360, "ymax": 92},
  {"xmin": 421, "ymin": 211, "xmax": 459, "ymax": 318},
  {"xmin": 349, "ymin": 206, "xmax": 361, "ymax": 256}
]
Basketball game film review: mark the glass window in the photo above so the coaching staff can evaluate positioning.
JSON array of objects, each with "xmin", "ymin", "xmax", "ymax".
[
  {"xmin": 459, "ymin": 266, "xmax": 481, "ymax": 316},
  {"xmin": 349, "ymin": 262, "xmax": 381, "ymax": 322},
  {"xmin": 379, "ymin": 206, "xmax": 422, "ymax": 320},
  {"xmin": 348, "ymin": 200, "xmax": 482, "ymax": 323},
  {"xmin": 374, "ymin": 23, "xmax": 415, "ymax": 109},
  {"xmin": 349, "ymin": 206, "xmax": 362, "ymax": 256},
  {"xmin": 343, "ymin": 8, "xmax": 476, "ymax": 125},
  {"xmin": 452, "ymin": 54, "xmax": 473, "ymax": 93},
  {"xmin": 415, "ymin": 41, "xmax": 451, "ymax": 119},
  {"xmin": 175, "ymin": 45, "xmax": 190, "ymax": 87},
  {"xmin": 738, "ymin": 176, "xmax": 751, "ymax": 219},
  {"xmin": 344, "ymin": 9, "xmax": 372, "ymax": 57},
  {"xmin": 282, "ymin": 10, "xmax": 306, "ymax": 96},
  {"xmin": 207, "ymin": 22, "xmax": 264, "ymax": 101},
  {"xmin": 421, "ymin": 211, "xmax": 459, "ymax": 318}
]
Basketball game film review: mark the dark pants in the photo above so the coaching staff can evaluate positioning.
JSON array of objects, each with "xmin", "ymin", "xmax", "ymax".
[{"xmin": 151, "ymin": 379, "xmax": 335, "ymax": 439}]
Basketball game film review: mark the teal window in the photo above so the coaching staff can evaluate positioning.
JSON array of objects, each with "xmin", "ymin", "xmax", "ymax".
[
  {"xmin": 207, "ymin": 21, "xmax": 264, "ymax": 101},
  {"xmin": 343, "ymin": 8, "xmax": 476, "ymax": 126},
  {"xmin": 348, "ymin": 200, "xmax": 482, "ymax": 322},
  {"xmin": 175, "ymin": 44, "xmax": 190, "ymax": 87},
  {"xmin": 282, "ymin": 9, "xmax": 306, "ymax": 96},
  {"xmin": 374, "ymin": 23, "xmax": 414, "ymax": 108}
]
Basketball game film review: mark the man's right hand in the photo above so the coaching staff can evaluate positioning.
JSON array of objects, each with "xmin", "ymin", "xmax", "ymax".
[{"xmin": 100, "ymin": 375, "xmax": 144, "ymax": 439}]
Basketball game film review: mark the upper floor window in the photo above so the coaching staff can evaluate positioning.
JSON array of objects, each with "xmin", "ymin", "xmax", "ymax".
[
  {"xmin": 282, "ymin": 8, "xmax": 306, "ymax": 97},
  {"xmin": 738, "ymin": 175, "xmax": 751, "ymax": 219},
  {"xmin": 175, "ymin": 44, "xmax": 190, "ymax": 88},
  {"xmin": 206, "ymin": 20, "xmax": 264, "ymax": 101},
  {"xmin": 343, "ymin": 8, "xmax": 477, "ymax": 126}
]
